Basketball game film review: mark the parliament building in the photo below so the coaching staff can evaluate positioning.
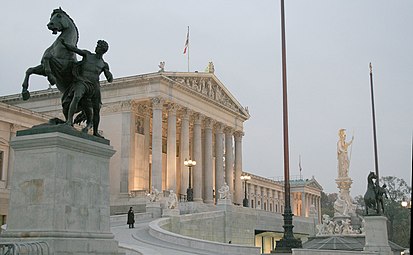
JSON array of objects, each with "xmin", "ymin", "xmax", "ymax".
[{"xmin": 0, "ymin": 67, "xmax": 322, "ymax": 229}]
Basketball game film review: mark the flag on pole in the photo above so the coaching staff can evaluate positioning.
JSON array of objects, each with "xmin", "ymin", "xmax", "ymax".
[{"xmin": 183, "ymin": 26, "xmax": 189, "ymax": 54}]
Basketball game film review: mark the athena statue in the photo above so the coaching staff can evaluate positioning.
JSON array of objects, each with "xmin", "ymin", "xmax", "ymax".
[{"xmin": 337, "ymin": 129, "xmax": 353, "ymax": 178}]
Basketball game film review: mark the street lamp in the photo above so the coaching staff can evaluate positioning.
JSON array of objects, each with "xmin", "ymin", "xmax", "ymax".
[
  {"xmin": 401, "ymin": 197, "xmax": 411, "ymax": 208},
  {"xmin": 184, "ymin": 158, "xmax": 196, "ymax": 201},
  {"xmin": 240, "ymin": 173, "xmax": 251, "ymax": 207}
]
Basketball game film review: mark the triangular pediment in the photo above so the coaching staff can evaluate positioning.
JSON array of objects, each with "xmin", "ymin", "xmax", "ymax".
[
  {"xmin": 306, "ymin": 178, "xmax": 323, "ymax": 191},
  {"xmin": 162, "ymin": 72, "xmax": 250, "ymax": 120}
]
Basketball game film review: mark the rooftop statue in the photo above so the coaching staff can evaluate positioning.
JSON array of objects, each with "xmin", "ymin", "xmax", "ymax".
[{"xmin": 21, "ymin": 8, "xmax": 112, "ymax": 137}]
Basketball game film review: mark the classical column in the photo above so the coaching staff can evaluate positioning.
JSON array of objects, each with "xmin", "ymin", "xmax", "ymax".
[
  {"xmin": 143, "ymin": 106, "xmax": 151, "ymax": 191},
  {"xmin": 151, "ymin": 97, "xmax": 163, "ymax": 192},
  {"xmin": 120, "ymin": 108, "xmax": 134, "ymax": 193},
  {"xmin": 224, "ymin": 127, "xmax": 234, "ymax": 197},
  {"xmin": 234, "ymin": 131, "xmax": 243, "ymax": 205},
  {"xmin": 301, "ymin": 192, "xmax": 306, "ymax": 217},
  {"xmin": 317, "ymin": 196, "xmax": 322, "ymax": 223},
  {"xmin": 203, "ymin": 118, "xmax": 214, "ymax": 204},
  {"xmin": 180, "ymin": 108, "xmax": 190, "ymax": 197},
  {"xmin": 246, "ymin": 182, "xmax": 252, "ymax": 207},
  {"xmin": 166, "ymin": 103, "xmax": 177, "ymax": 192},
  {"xmin": 214, "ymin": 123, "xmax": 224, "ymax": 201},
  {"xmin": 192, "ymin": 113, "xmax": 203, "ymax": 202},
  {"xmin": 257, "ymin": 185, "xmax": 261, "ymax": 209}
]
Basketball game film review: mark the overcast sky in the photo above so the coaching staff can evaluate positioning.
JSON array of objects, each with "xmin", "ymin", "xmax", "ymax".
[{"xmin": 1, "ymin": 1, "xmax": 412, "ymax": 196}]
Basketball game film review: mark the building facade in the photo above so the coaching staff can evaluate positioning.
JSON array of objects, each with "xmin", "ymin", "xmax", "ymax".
[
  {"xmin": 244, "ymin": 173, "xmax": 322, "ymax": 222},
  {"xmin": 0, "ymin": 69, "xmax": 322, "ymax": 223},
  {"xmin": 0, "ymin": 102, "xmax": 50, "ymax": 225}
]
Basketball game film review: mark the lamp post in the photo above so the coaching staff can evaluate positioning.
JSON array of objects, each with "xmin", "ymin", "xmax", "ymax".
[
  {"xmin": 240, "ymin": 174, "xmax": 251, "ymax": 207},
  {"xmin": 184, "ymin": 158, "xmax": 196, "ymax": 201}
]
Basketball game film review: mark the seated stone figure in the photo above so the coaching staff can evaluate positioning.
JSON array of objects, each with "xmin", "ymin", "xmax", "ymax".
[
  {"xmin": 147, "ymin": 186, "xmax": 160, "ymax": 202},
  {"xmin": 218, "ymin": 182, "xmax": 231, "ymax": 200},
  {"xmin": 167, "ymin": 190, "xmax": 178, "ymax": 209}
]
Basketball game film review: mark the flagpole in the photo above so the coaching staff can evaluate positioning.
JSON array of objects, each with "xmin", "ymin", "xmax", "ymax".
[{"xmin": 187, "ymin": 26, "xmax": 190, "ymax": 72}]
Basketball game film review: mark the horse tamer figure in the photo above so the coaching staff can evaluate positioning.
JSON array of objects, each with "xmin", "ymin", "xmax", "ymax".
[
  {"xmin": 363, "ymin": 171, "xmax": 387, "ymax": 215},
  {"xmin": 21, "ymin": 8, "xmax": 107, "ymax": 135}
]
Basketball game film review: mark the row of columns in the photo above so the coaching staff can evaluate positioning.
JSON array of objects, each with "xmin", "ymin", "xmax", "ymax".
[
  {"xmin": 244, "ymin": 182, "xmax": 321, "ymax": 220},
  {"xmin": 150, "ymin": 98, "xmax": 244, "ymax": 204},
  {"xmin": 247, "ymin": 184, "xmax": 284, "ymax": 212},
  {"xmin": 302, "ymin": 192, "xmax": 321, "ymax": 222}
]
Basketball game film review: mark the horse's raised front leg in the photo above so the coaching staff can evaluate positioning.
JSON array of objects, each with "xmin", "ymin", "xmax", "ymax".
[
  {"xmin": 22, "ymin": 65, "xmax": 46, "ymax": 100},
  {"xmin": 42, "ymin": 53, "xmax": 57, "ymax": 86}
]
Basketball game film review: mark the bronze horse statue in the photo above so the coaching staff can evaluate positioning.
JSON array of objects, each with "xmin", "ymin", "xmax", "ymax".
[
  {"xmin": 364, "ymin": 171, "xmax": 378, "ymax": 215},
  {"xmin": 22, "ymin": 8, "xmax": 78, "ymax": 101},
  {"xmin": 21, "ymin": 8, "xmax": 91, "ymax": 126}
]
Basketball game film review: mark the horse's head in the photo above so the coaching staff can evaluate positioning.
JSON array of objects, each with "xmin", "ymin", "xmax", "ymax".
[
  {"xmin": 47, "ymin": 8, "xmax": 77, "ymax": 37},
  {"xmin": 367, "ymin": 171, "xmax": 377, "ymax": 182}
]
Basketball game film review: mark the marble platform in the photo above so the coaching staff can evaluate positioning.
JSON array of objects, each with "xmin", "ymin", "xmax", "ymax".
[{"xmin": 1, "ymin": 125, "xmax": 124, "ymax": 254}]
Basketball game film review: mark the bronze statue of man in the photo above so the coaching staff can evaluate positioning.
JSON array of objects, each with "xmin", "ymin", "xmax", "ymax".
[{"xmin": 61, "ymin": 39, "xmax": 113, "ymax": 137}]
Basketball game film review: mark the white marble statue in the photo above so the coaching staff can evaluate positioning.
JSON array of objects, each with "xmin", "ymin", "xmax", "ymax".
[
  {"xmin": 334, "ymin": 191, "xmax": 356, "ymax": 217},
  {"xmin": 158, "ymin": 61, "xmax": 165, "ymax": 72},
  {"xmin": 341, "ymin": 219, "xmax": 355, "ymax": 234},
  {"xmin": 167, "ymin": 190, "xmax": 178, "ymax": 209},
  {"xmin": 337, "ymin": 129, "xmax": 353, "ymax": 178},
  {"xmin": 316, "ymin": 214, "xmax": 332, "ymax": 236},
  {"xmin": 218, "ymin": 182, "xmax": 231, "ymax": 200},
  {"xmin": 147, "ymin": 186, "xmax": 161, "ymax": 202}
]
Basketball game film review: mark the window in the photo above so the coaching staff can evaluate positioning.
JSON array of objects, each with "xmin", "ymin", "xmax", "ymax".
[{"xmin": 251, "ymin": 200, "xmax": 254, "ymax": 208}]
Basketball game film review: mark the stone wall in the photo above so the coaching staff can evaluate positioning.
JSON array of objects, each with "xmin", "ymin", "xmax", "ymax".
[{"xmin": 163, "ymin": 203, "xmax": 316, "ymax": 245}]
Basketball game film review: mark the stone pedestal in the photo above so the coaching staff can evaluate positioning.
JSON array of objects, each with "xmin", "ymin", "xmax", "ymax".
[
  {"xmin": 334, "ymin": 177, "xmax": 356, "ymax": 217},
  {"xmin": 363, "ymin": 216, "xmax": 392, "ymax": 255},
  {"xmin": 146, "ymin": 202, "xmax": 162, "ymax": 219},
  {"xmin": 217, "ymin": 198, "xmax": 232, "ymax": 212},
  {"xmin": 1, "ymin": 126, "xmax": 123, "ymax": 255},
  {"xmin": 162, "ymin": 208, "xmax": 180, "ymax": 217}
]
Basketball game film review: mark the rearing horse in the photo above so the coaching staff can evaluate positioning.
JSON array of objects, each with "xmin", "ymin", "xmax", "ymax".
[
  {"xmin": 363, "ymin": 171, "xmax": 377, "ymax": 215},
  {"xmin": 21, "ymin": 8, "xmax": 79, "ymax": 115}
]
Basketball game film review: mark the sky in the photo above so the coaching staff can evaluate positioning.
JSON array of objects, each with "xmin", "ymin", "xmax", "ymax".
[{"xmin": 0, "ymin": 1, "xmax": 412, "ymax": 197}]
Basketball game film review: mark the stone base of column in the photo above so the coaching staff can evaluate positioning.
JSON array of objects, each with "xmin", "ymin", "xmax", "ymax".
[
  {"xmin": 2, "ymin": 125, "xmax": 123, "ymax": 255},
  {"xmin": 146, "ymin": 202, "xmax": 162, "ymax": 219},
  {"xmin": 363, "ymin": 215, "xmax": 392, "ymax": 255},
  {"xmin": 203, "ymin": 199, "xmax": 214, "ymax": 204}
]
